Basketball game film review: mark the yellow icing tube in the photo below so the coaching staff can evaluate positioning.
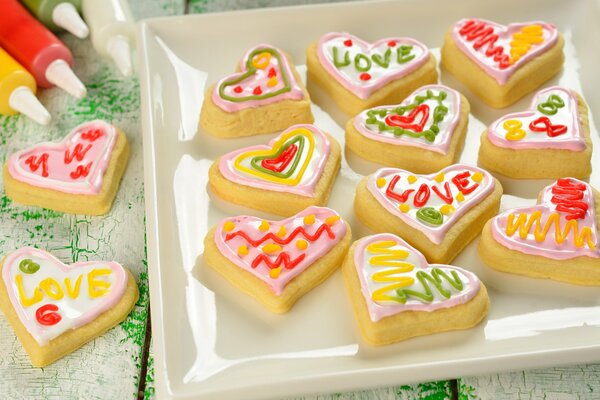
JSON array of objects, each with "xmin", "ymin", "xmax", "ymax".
[{"xmin": 0, "ymin": 47, "xmax": 51, "ymax": 125}]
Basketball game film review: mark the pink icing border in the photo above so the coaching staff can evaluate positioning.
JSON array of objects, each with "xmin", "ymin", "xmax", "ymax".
[
  {"xmin": 486, "ymin": 86, "xmax": 585, "ymax": 151},
  {"xmin": 218, "ymin": 124, "xmax": 331, "ymax": 197},
  {"xmin": 213, "ymin": 206, "xmax": 347, "ymax": 295},
  {"xmin": 491, "ymin": 178, "xmax": 600, "ymax": 260},
  {"xmin": 353, "ymin": 84, "xmax": 462, "ymax": 155},
  {"xmin": 367, "ymin": 164, "xmax": 496, "ymax": 244},
  {"xmin": 2, "ymin": 247, "xmax": 128, "ymax": 345},
  {"xmin": 451, "ymin": 18, "xmax": 558, "ymax": 85},
  {"xmin": 7, "ymin": 120, "xmax": 118, "ymax": 195},
  {"xmin": 316, "ymin": 32, "xmax": 429, "ymax": 100},
  {"xmin": 354, "ymin": 233, "xmax": 481, "ymax": 322},
  {"xmin": 211, "ymin": 44, "xmax": 305, "ymax": 112}
]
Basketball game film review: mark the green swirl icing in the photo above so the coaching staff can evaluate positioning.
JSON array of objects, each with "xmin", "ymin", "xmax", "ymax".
[
  {"xmin": 365, "ymin": 89, "xmax": 449, "ymax": 142},
  {"xmin": 19, "ymin": 259, "xmax": 40, "ymax": 274},
  {"xmin": 392, "ymin": 268, "xmax": 464, "ymax": 304},
  {"xmin": 416, "ymin": 207, "xmax": 443, "ymax": 225},
  {"xmin": 249, "ymin": 135, "xmax": 305, "ymax": 178},
  {"xmin": 537, "ymin": 94, "xmax": 565, "ymax": 116},
  {"xmin": 219, "ymin": 47, "xmax": 292, "ymax": 103}
]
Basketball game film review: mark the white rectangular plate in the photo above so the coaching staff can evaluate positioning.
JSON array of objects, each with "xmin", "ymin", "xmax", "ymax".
[{"xmin": 138, "ymin": 1, "xmax": 600, "ymax": 399}]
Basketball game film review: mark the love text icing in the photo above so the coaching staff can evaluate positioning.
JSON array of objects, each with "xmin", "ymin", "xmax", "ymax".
[
  {"xmin": 367, "ymin": 165, "xmax": 495, "ymax": 244},
  {"xmin": 354, "ymin": 233, "xmax": 480, "ymax": 322},
  {"xmin": 491, "ymin": 178, "xmax": 600, "ymax": 260},
  {"xmin": 354, "ymin": 85, "xmax": 461, "ymax": 154},
  {"xmin": 316, "ymin": 32, "xmax": 429, "ymax": 99},
  {"xmin": 7, "ymin": 120, "xmax": 118, "ymax": 195},
  {"xmin": 219, "ymin": 124, "xmax": 331, "ymax": 197},
  {"xmin": 212, "ymin": 44, "xmax": 305, "ymax": 112},
  {"xmin": 214, "ymin": 206, "xmax": 347, "ymax": 295},
  {"xmin": 487, "ymin": 86, "xmax": 584, "ymax": 151},
  {"xmin": 2, "ymin": 247, "xmax": 128, "ymax": 345},
  {"xmin": 451, "ymin": 19, "xmax": 558, "ymax": 85}
]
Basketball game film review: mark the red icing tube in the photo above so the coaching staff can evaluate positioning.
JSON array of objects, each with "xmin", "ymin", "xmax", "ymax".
[{"xmin": 0, "ymin": 0, "xmax": 86, "ymax": 98}]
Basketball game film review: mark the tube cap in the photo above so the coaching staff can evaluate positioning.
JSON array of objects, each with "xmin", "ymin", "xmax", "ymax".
[
  {"xmin": 9, "ymin": 86, "xmax": 51, "ymax": 125},
  {"xmin": 52, "ymin": 2, "xmax": 89, "ymax": 39},
  {"xmin": 107, "ymin": 35, "xmax": 133, "ymax": 77},
  {"xmin": 45, "ymin": 59, "xmax": 87, "ymax": 99}
]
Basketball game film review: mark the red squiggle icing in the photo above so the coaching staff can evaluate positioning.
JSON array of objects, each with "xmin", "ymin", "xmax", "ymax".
[
  {"xmin": 260, "ymin": 143, "xmax": 298, "ymax": 172},
  {"xmin": 529, "ymin": 116, "xmax": 568, "ymax": 137},
  {"xmin": 35, "ymin": 304, "xmax": 61, "ymax": 326},
  {"xmin": 452, "ymin": 171, "xmax": 479, "ymax": 194},
  {"xmin": 458, "ymin": 20, "xmax": 510, "ymax": 69},
  {"xmin": 81, "ymin": 129, "xmax": 103, "ymax": 142},
  {"xmin": 432, "ymin": 182, "xmax": 453, "ymax": 204},
  {"xmin": 251, "ymin": 252, "xmax": 306, "ymax": 270},
  {"xmin": 385, "ymin": 175, "xmax": 414, "ymax": 203},
  {"xmin": 70, "ymin": 162, "xmax": 92, "ymax": 179},
  {"xmin": 25, "ymin": 154, "xmax": 49, "ymax": 177},
  {"xmin": 551, "ymin": 178, "xmax": 588, "ymax": 220},
  {"xmin": 225, "ymin": 223, "xmax": 335, "ymax": 247},
  {"xmin": 64, "ymin": 143, "xmax": 92, "ymax": 164},
  {"xmin": 413, "ymin": 184, "xmax": 431, "ymax": 207}
]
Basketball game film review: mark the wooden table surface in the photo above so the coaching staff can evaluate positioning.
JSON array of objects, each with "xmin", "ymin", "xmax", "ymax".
[{"xmin": 0, "ymin": 1, "xmax": 598, "ymax": 399}]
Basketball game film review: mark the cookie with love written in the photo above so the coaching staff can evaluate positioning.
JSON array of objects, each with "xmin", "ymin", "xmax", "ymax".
[
  {"xmin": 478, "ymin": 86, "xmax": 592, "ymax": 179},
  {"xmin": 354, "ymin": 165, "xmax": 503, "ymax": 263},
  {"xmin": 204, "ymin": 206, "xmax": 352, "ymax": 313},
  {"xmin": 346, "ymin": 84, "xmax": 470, "ymax": 173},
  {"xmin": 306, "ymin": 32, "xmax": 437, "ymax": 115},
  {"xmin": 200, "ymin": 44, "xmax": 314, "ymax": 137},
  {"xmin": 209, "ymin": 124, "xmax": 341, "ymax": 216},
  {"xmin": 479, "ymin": 178, "xmax": 600, "ymax": 285},
  {"xmin": 342, "ymin": 233, "xmax": 489, "ymax": 345},
  {"xmin": 0, "ymin": 247, "xmax": 138, "ymax": 367},
  {"xmin": 3, "ymin": 120, "xmax": 129, "ymax": 215},
  {"xmin": 441, "ymin": 18, "xmax": 564, "ymax": 107}
]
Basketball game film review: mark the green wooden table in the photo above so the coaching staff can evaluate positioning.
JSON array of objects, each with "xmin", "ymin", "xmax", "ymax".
[{"xmin": 0, "ymin": 1, "xmax": 598, "ymax": 399}]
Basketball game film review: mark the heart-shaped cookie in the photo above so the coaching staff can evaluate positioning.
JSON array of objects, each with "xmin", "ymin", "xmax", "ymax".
[
  {"xmin": 212, "ymin": 44, "xmax": 305, "ymax": 112},
  {"xmin": 355, "ymin": 164, "xmax": 501, "ymax": 264},
  {"xmin": 352, "ymin": 84, "xmax": 463, "ymax": 154},
  {"xmin": 205, "ymin": 206, "xmax": 351, "ymax": 313},
  {"xmin": 480, "ymin": 178, "xmax": 600, "ymax": 285},
  {"xmin": 7, "ymin": 120, "xmax": 118, "ymax": 195},
  {"xmin": 342, "ymin": 233, "xmax": 489, "ymax": 345},
  {"xmin": 451, "ymin": 19, "xmax": 558, "ymax": 85},
  {"xmin": 486, "ymin": 87, "xmax": 584, "ymax": 150},
  {"xmin": 211, "ymin": 124, "xmax": 340, "ymax": 216},
  {"xmin": 316, "ymin": 33, "xmax": 429, "ymax": 99},
  {"xmin": 491, "ymin": 178, "xmax": 599, "ymax": 260},
  {"xmin": 0, "ymin": 247, "xmax": 138, "ymax": 366}
]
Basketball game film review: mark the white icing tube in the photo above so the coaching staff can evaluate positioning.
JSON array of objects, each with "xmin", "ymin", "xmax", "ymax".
[{"xmin": 81, "ymin": 0, "xmax": 135, "ymax": 77}]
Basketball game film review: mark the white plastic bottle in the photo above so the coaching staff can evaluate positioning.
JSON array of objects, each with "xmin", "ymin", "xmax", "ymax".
[{"xmin": 81, "ymin": 0, "xmax": 135, "ymax": 77}]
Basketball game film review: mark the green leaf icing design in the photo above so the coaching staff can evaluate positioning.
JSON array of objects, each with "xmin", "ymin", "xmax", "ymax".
[
  {"xmin": 365, "ymin": 90, "xmax": 449, "ymax": 142},
  {"xmin": 416, "ymin": 207, "xmax": 443, "ymax": 225}
]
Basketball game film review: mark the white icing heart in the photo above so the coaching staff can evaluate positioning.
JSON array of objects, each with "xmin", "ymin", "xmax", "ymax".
[
  {"xmin": 2, "ymin": 247, "xmax": 128, "ymax": 345},
  {"xmin": 316, "ymin": 32, "xmax": 429, "ymax": 99},
  {"xmin": 354, "ymin": 233, "xmax": 481, "ymax": 322},
  {"xmin": 367, "ymin": 165, "xmax": 495, "ymax": 244},
  {"xmin": 486, "ymin": 86, "xmax": 584, "ymax": 150}
]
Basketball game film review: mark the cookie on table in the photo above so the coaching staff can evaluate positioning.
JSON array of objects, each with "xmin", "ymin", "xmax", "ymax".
[
  {"xmin": 479, "ymin": 178, "xmax": 600, "ymax": 285},
  {"xmin": 478, "ymin": 86, "xmax": 592, "ymax": 179},
  {"xmin": 342, "ymin": 233, "xmax": 489, "ymax": 345},
  {"xmin": 441, "ymin": 18, "xmax": 564, "ymax": 108},
  {"xmin": 204, "ymin": 206, "xmax": 352, "ymax": 313},
  {"xmin": 354, "ymin": 165, "xmax": 502, "ymax": 264},
  {"xmin": 346, "ymin": 84, "xmax": 470, "ymax": 174},
  {"xmin": 306, "ymin": 32, "xmax": 438, "ymax": 115},
  {"xmin": 0, "ymin": 247, "xmax": 139, "ymax": 367},
  {"xmin": 209, "ymin": 124, "xmax": 341, "ymax": 216},
  {"xmin": 3, "ymin": 120, "xmax": 129, "ymax": 215},
  {"xmin": 200, "ymin": 44, "xmax": 314, "ymax": 138}
]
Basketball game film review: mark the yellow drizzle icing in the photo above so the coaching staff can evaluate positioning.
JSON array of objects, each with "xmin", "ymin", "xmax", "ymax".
[
  {"xmin": 506, "ymin": 211, "xmax": 595, "ymax": 249},
  {"xmin": 366, "ymin": 241, "xmax": 415, "ymax": 302},
  {"xmin": 510, "ymin": 25, "xmax": 544, "ymax": 64}
]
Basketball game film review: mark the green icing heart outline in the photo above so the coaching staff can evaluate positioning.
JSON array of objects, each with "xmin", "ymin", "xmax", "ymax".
[
  {"xmin": 249, "ymin": 135, "xmax": 306, "ymax": 178},
  {"xmin": 365, "ymin": 89, "xmax": 449, "ymax": 142},
  {"xmin": 219, "ymin": 47, "xmax": 293, "ymax": 103}
]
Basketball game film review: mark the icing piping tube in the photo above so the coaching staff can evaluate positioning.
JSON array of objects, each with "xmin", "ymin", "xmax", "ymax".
[
  {"xmin": 0, "ymin": 0, "xmax": 86, "ymax": 98},
  {"xmin": 21, "ymin": 0, "xmax": 89, "ymax": 39},
  {"xmin": 0, "ymin": 47, "xmax": 51, "ymax": 125},
  {"xmin": 82, "ymin": 0, "xmax": 136, "ymax": 77}
]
